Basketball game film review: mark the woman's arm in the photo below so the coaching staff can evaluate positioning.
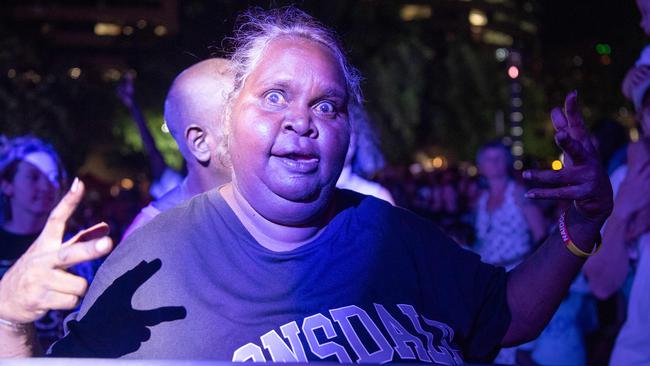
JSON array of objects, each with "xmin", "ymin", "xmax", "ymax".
[
  {"xmin": 501, "ymin": 92, "xmax": 613, "ymax": 345},
  {"xmin": 503, "ymin": 205, "xmax": 601, "ymax": 344},
  {"xmin": 583, "ymin": 210, "xmax": 630, "ymax": 299}
]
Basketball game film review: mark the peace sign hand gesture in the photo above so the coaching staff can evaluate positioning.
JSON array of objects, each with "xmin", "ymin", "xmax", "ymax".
[
  {"xmin": 0, "ymin": 179, "xmax": 113, "ymax": 326},
  {"xmin": 524, "ymin": 92, "xmax": 613, "ymax": 225}
]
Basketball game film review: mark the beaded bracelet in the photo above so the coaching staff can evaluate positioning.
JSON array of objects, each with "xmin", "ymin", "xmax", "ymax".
[{"xmin": 559, "ymin": 209, "xmax": 602, "ymax": 258}]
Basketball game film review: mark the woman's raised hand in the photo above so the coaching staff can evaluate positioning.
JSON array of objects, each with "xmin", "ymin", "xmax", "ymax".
[{"xmin": 523, "ymin": 92, "xmax": 613, "ymax": 225}]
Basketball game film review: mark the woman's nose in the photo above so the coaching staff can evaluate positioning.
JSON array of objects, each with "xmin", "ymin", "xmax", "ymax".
[{"xmin": 282, "ymin": 108, "xmax": 318, "ymax": 138}]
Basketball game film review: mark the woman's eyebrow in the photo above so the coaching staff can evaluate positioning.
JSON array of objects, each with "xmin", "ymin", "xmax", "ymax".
[
  {"xmin": 320, "ymin": 87, "xmax": 346, "ymax": 99},
  {"xmin": 257, "ymin": 78, "xmax": 293, "ymax": 91}
]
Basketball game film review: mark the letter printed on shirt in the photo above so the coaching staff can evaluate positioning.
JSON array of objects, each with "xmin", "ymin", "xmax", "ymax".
[
  {"xmin": 232, "ymin": 342, "xmax": 267, "ymax": 362},
  {"xmin": 374, "ymin": 303, "xmax": 431, "ymax": 362},
  {"xmin": 397, "ymin": 304, "xmax": 459, "ymax": 365},
  {"xmin": 330, "ymin": 305, "xmax": 394, "ymax": 363},
  {"xmin": 422, "ymin": 316, "xmax": 464, "ymax": 365},
  {"xmin": 302, "ymin": 313, "xmax": 353, "ymax": 363},
  {"xmin": 260, "ymin": 321, "xmax": 308, "ymax": 362}
]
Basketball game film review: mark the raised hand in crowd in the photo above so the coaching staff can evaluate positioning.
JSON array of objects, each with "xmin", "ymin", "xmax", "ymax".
[
  {"xmin": 524, "ymin": 91, "xmax": 613, "ymax": 224},
  {"xmin": 115, "ymin": 74, "xmax": 168, "ymax": 183},
  {"xmin": 0, "ymin": 179, "xmax": 113, "ymax": 357},
  {"xmin": 503, "ymin": 91, "xmax": 613, "ymax": 344}
]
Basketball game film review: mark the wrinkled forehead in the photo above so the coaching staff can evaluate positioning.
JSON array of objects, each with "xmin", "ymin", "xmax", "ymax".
[
  {"xmin": 21, "ymin": 151, "xmax": 60, "ymax": 188},
  {"xmin": 248, "ymin": 37, "xmax": 348, "ymax": 97}
]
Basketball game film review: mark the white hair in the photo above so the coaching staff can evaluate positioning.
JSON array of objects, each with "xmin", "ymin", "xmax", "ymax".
[{"xmin": 217, "ymin": 6, "xmax": 362, "ymax": 166}]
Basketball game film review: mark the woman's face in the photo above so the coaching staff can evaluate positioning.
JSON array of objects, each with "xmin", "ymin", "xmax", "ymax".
[
  {"xmin": 2, "ymin": 160, "xmax": 59, "ymax": 218},
  {"xmin": 229, "ymin": 37, "xmax": 350, "ymax": 225},
  {"xmin": 478, "ymin": 147, "xmax": 509, "ymax": 180}
]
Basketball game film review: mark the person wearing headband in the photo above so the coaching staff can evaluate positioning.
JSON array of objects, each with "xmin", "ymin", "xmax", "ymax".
[{"xmin": 0, "ymin": 135, "xmax": 68, "ymax": 349}]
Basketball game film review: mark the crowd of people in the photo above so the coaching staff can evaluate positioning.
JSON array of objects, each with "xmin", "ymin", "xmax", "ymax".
[{"xmin": 0, "ymin": 3, "xmax": 647, "ymax": 365}]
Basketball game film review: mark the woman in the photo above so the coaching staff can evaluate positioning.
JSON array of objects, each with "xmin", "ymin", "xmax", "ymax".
[
  {"xmin": 0, "ymin": 7, "xmax": 612, "ymax": 363},
  {"xmin": 474, "ymin": 141, "xmax": 546, "ymax": 270}
]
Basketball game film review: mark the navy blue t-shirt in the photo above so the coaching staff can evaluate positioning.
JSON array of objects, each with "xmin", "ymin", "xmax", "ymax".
[{"xmin": 49, "ymin": 189, "xmax": 510, "ymax": 363}]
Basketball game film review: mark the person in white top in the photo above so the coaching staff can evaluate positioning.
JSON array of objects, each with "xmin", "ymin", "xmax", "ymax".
[
  {"xmin": 335, "ymin": 102, "xmax": 394, "ymax": 204},
  {"xmin": 122, "ymin": 58, "xmax": 233, "ymax": 238},
  {"xmin": 474, "ymin": 141, "xmax": 546, "ymax": 270},
  {"xmin": 584, "ymin": 63, "xmax": 650, "ymax": 366}
]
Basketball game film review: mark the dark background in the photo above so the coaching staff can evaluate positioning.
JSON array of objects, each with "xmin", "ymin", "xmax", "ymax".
[{"xmin": 0, "ymin": 0, "xmax": 645, "ymax": 183}]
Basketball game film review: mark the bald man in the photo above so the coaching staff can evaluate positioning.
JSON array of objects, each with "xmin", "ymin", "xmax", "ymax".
[{"xmin": 122, "ymin": 59, "xmax": 233, "ymax": 238}]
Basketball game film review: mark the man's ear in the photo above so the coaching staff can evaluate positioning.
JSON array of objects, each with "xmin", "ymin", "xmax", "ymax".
[
  {"xmin": 0, "ymin": 179, "xmax": 14, "ymax": 197},
  {"xmin": 185, "ymin": 124, "xmax": 212, "ymax": 164}
]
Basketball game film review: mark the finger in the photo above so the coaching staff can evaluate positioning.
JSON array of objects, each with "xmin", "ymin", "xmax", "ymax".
[
  {"xmin": 564, "ymin": 92, "xmax": 597, "ymax": 154},
  {"xmin": 46, "ymin": 270, "xmax": 88, "ymax": 297},
  {"xmin": 556, "ymin": 131, "xmax": 589, "ymax": 165},
  {"xmin": 55, "ymin": 236, "xmax": 113, "ymax": 269},
  {"xmin": 525, "ymin": 184, "xmax": 590, "ymax": 200},
  {"xmin": 564, "ymin": 91, "xmax": 588, "ymax": 140},
  {"xmin": 41, "ymin": 291, "xmax": 80, "ymax": 311},
  {"xmin": 138, "ymin": 306, "xmax": 187, "ymax": 327},
  {"xmin": 62, "ymin": 222, "xmax": 110, "ymax": 248},
  {"xmin": 522, "ymin": 168, "xmax": 583, "ymax": 186},
  {"xmin": 38, "ymin": 178, "xmax": 84, "ymax": 248},
  {"xmin": 550, "ymin": 107, "xmax": 568, "ymax": 132},
  {"xmin": 113, "ymin": 259, "xmax": 162, "ymax": 296}
]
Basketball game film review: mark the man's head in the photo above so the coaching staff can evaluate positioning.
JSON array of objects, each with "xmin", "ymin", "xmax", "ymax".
[{"xmin": 163, "ymin": 58, "xmax": 234, "ymax": 171}]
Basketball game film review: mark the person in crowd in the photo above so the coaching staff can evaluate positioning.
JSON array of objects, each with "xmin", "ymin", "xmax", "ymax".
[
  {"xmin": 0, "ymin": 7, "xmax": 612, "ymax": 363},
  {"xmin": 116, "ymin": 72, "xmax": 183, "ymax": 200},
  {"xmin": 584, "ymin": 64, "xmax": 650, "ymax": 365},
  {"xmin": 335, "ymin": 102, "xmax": 394, "ymax": 204},
  {"xmin": 0, "ymin": 135, "xmax": 100, "ymax": 350},
  {"xmin": 472, "ymin": 141, "xmax": 548, "ymax": 364},
  {"xmin": 122, "ymin": 58, "xmax": 233, "ymax": 237},
  {"xmin": 473, "ymin": 141, "xmax": 546, "ymax": 271},
  {"xmin": 592, "ymin": 118, "xmax": 630, "ymax": 176}
]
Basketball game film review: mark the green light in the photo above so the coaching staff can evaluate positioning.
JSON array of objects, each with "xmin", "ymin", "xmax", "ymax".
[{"xmin": 596, "ymin": 43, "xmax": 611, "ymax": 55}]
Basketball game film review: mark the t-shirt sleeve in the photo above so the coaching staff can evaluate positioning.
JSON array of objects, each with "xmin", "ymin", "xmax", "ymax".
[
  {"xmin": 406, "ymin": 214, "xmax": 511, "ymax": 363},
  {"xmin": 460, "ymin": 251, "xmax": 510, "ymax": 362}
]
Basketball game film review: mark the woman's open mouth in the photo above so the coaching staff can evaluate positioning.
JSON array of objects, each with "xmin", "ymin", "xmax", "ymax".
[{"xmin": 272, "ymin": 152, "xmax": 320, "ymax": 173}]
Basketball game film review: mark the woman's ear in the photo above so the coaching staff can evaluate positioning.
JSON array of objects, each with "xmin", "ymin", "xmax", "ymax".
[{"xmin": 185, "ymin": 124, "xmax": 212, "ymax": 164}]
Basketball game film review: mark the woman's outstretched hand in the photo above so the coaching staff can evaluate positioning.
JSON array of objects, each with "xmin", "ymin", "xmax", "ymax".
[
  {"xmin": 0, "ymin": 179, "xmax": 113, "ymax": 325},
  {"xmin": 523, "ymin": 91, "xmax": 613, "ymax": 226}
]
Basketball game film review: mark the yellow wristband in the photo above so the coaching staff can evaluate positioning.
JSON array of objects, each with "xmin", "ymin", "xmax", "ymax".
[{"xmin": 559, "ymin": 210, "xmax": 602, "ymax": 258}]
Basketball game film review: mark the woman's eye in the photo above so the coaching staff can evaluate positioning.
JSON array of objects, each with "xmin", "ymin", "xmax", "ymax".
[
  {"xmin": 314, "ymin": 101, "xmax": 337, "ymax": 115},
  {"xmin": 264, "ymin": 91, "xmax": 287, "ymax": 106}
]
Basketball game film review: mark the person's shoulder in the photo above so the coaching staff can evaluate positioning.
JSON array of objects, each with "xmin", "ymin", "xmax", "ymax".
[
  {"xmin": 339, "ymin": 174, "xmax": 394, "ymax": 204},
  {"xmin": 143, "ymin": 190, "xmax": 213, "ymax": 228},
  {"xmin": 151, "ymin": 184, "xmax": 186, "ymax": 212},
  {"xmin": 609, "ymin": 164, "xmax": 629, "ymax": 194},
  {"xmin": 510, "ymin": 181, "xmax": 530, "ymax": 206}
]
